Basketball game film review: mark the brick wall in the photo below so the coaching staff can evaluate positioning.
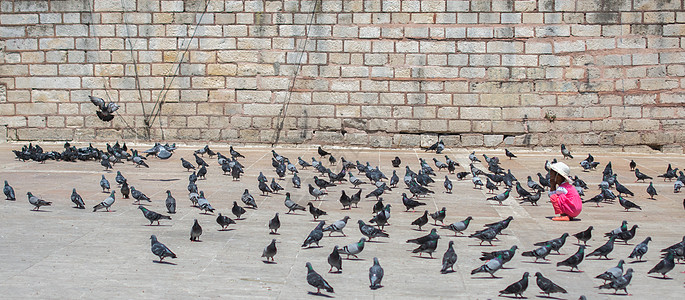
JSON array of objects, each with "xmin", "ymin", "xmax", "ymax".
[{"xmin": 0, "ymin": 0, "xmax": 683, "ymax": 151}]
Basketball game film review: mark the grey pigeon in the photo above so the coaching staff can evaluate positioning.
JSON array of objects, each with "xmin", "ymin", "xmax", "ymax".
[
  {"xmin": 629, "ymin": 237, "xmax": 651, "ymax": 261},
  {"xmin": 139, "ymin": 205, "xmax": 171, "ymax": 225},
  {"xmin": 130, "ymin": 186, "xmax": 151, "ymax": 204},
  {"xmin": 269, "ymin": 213, "xmax": 280, "ymax": 234},
  {"xmin": 389, "ymin": 170, "xmax": 399, "ymax": 187},
  {"xmin": 573, "ymin": 226, "xmax": 593, "ymax": 245},
  {"xmin": 307, "ymin": 202, "xmax": 327, "ymax": 220},
  {"xmin": 535, "ymin": 272, "xmax": 567, "ymax": 296},
  {"xmin": 358, "ymin": 220, "xmax": 389, "ymax": 240},
  {"xmin": 165, "ymin": 190, "xmax": 176, "ymax": 213},
  {"xmin": 100, "ymin": 175, "xmax": 110, "ymax": 193},
  {"xmin": 323, "ymin": 216, "xmax": 350, "ymax": 237},
  {"xmin": 471, "ymin": 255, "xmax": 503, "ymax": 277},
  {"xmin": 634, "ymin": 168, "xmax": 652, "ymax": 182},
  {"xmin": 442, "ymin": 216, "xmax": 473, "ymax": 236},
  {"xmin": 596, "ymin": 259, "xmax": 624, "ymax": 283},
  {"xmin": 232, "ymin": 201, "xmax": 246, "ymax": 219},
  {"xmin": 412, "ymin": 210, "xmax": 429, "ymax": 231},
  {"xmin": 3, "ymin": 180, "xmax": 15, "ymax": 200},
  {"xmin": 284, "ymin": 192, "xmax": 305, "ymax": 213},
  {"xmin": 150, "ymin": 235, "xmax": 176, "ymax": 262},
  {"xmin": 412, "ymin": 236, "xmax": 439, "ymax": 258},
  {"xmin": 407, "ymin": 228, "xmax": 440, "ymax": 245},
  {"xmin": 328, "ymin": 246, "xmax": 342, "ymax": 273},
  {"xmin": 292, "ymin": 172, "xmax": 301, "ymax": 188},
  {"xmin": 618, "ymin": 195, "xmax": 641, "ymax": 211},
  {"xmin": 469, "ymin": 227, "xmax": 498, "ymax": 246},
  {"xmin": 486, "ymin": 188, "xmax": 511, "ymax": 205},
  {"xmin": 338, "ymin": 238, "xmax": 366, "ymax": 259},
  {"xmin": 71, "ymin": 188, "xmax": 85, "ymax": 209},
  {"xmin": 556, "ymin": 245, "xmax": 585, "ymax": 271},
  {"xmin": 180, "ymin": 158, "xmax": 195, "ymax": 171},
  {"xmin": 402, "ymin": 193, "xmax": 426, "ymax": 211},
  {"xmin": 598, "ymin": 268, "xmax": 633, "ymax": 295},
  {"xmin": 190, "ymin": 219, "xmax": 202, "ymax": 241},
  {"xmin": 27, "ymin": 192, "xmax": 52, "ymax": 211},
  {"xmin": 241, "ymin": 189, "xmax": 257, "ymax": 208},
  {"xmin": 648, "ymin": 250, "xmax": 675, "ymax": 278},
  {"xmin": 93, "ymin": 191, "xmax": 115, "ymax": 212},
  {"xmin": 480, "ymin": 245, "xmax": 518, "ymax": 264},
  {"xmin": 469, "ymin": 151, "xmax": 480, "ymax": 162},
  {"xmin": 674, "ymin": 180, "xmax": 683, "ymax": 193},
  {"xmin": 646, "ymin": 181, "xmax": 657, "ymax": 199},
  {"xmin": 430, "ymin": 207, "xmax": 446, "ymax": 225},
  {"xmin": 472, "ymin": 176, "xmax": 483, "ymax": 189},
  {"xmin": 216, "ymin": 213, "xmax": 235, "ymax": 230},
  {"xmin": 369, "ymin": 257, "xmax": 384, "ymax": 289},
  {"xmin": 305, "ymin": 262, "xmax": 334, "ymax": 294},
  {"xmin": 369, "ymin": 204, "xmax": 391, "ymax": 230},
  {"xmin": 587, "ymin": 236, "xmax": 616, "ymax": 259},
  {"xmin": 499, "ymin": 272, "xmax": 529, "ymax": 298},
  {"xmin": 115, "ymin": 171, "xmax": 126, "ymax": 185},
  {"xmin": 308, "ymin": 184, "xmax": 327, "ymax": 200},
  {"xmin": 612, "ymin": 224, "xmax": 639, "ymax": 244},
  {"xmin": 339, "ymin": 190, "xmax": 352, "ymax": 209},
  {"xmin": 350, "ymin": 189, "xmax": 362, "ymax": 208},
  {"xmin": 440, "ymin": 240, "xmax": 458, "ymax": 273},
  {"xmin": 302, "ymin": 221, "xmax": 325, "ymax": 248},
  {"xmin": 560, "ymin": 144, "xmax": 573, "ymax": 159},
  {"xmin": 443, "ymin": 175, "xmax": 452, "ymax": 193},
  {"xmin": 262, "ymin": 239, "xmax": 277, "ymax": 262},
  {"xmin": 534, "ymin": 233, "xmax": 569, "ymax": 254},
  {"xmin": 521, "ymin": 244, "xmax": 553, "ymax": 262}
]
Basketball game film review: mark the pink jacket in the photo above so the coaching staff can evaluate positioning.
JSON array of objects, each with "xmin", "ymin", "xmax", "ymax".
[{"xmin": 550, "ymin": 182, "xmax": 583, "ymax": 218}]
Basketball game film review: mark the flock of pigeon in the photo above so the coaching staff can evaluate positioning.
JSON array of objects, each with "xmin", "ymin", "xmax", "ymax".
[{"xmin": 4, "ymin": 140, "xmax": 685, "ymax": 298}]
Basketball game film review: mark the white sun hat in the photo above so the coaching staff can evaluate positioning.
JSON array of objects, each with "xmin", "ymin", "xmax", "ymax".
[{"xmin": 550, "ymin": 162, "xmax": 572, "ymax": 183}]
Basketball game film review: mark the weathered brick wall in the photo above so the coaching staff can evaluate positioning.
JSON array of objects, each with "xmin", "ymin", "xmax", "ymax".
[{"xmin": 0, "ymin": 0, "xmax": 684, "ymax": 151}]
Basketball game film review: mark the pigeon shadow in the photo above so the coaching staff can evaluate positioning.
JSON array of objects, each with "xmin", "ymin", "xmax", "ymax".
[
  {"xmin": 218, "ymin": 228, "xmax": 235, "ymax": 232},
  {"xmin": 143, "ymin": 224, "xmax": 172, "ymax": 227},
  {"xmin": 468, "ymin": 244, "xmax": 496, "ymax": 247},
  {"xmin": 307, "ymin": 292, "xmax": 334, "ymax": 298},
  {"xmin": 31, "ymin": 210, "xmax": 52, "ymax": 212},
  {"xmin": 328, "ymin": 270, "xmax": 342, "ymax": 274},
  {"xmin": 412, "ymin": 255, "xmax": 437, "ymax": 259},
  {"xmin": 500, "ymin": 295, "xmax": 528, "ymax": 299},
  {"xmin": 471, "ymin": 276, "xmax": 502, "ymax": 279},
  {"xmin": 535, "ymin": 295, "xmax": 564, "ymax": 300},
  {"xmin": 153, "ymin": 260, "xmax": 177, "ymax": 265},
  {"xmin": 441, "ymin": 270, "xmax": 456, "ymax": 274},
  {"xmin": 648, "ymin": 276, "xmax": 673, "ymax": 280},
  {"xmin": 598, "ymin": 292, "xmax": 631, "ymax": 296},
  {"xmin": 344, "ymin": 257, "xmax": 366, "ymax": 261},
  {"xmin": 269, "ymin": 232, "xmax": 280, "ymax": 235},
  {"xmin": 522, "ymin": 261, "xmax": 551, "ymax": 265},
  {"xmin": 262, "ymin": 260, "xmax": 277, "ymax": 264},
  {"xmin": 557, "ymin": 269, "xmax": 584, "ymax": 273},
  {"xmin": 303, "ymin": 245, "xmax": 323, "ymax": 249},
  {"xmin": 199, "ymin": 212, "xmax": 215, "ymax": 215},
  {"xmin": 628, "ymin": 260, "xmax": 647, "ymax": 264},
  {"xmin": 412, "ymin": 228, "xmax": 426, "ymax": 232},
  {"xmin": 366, "ymin": 240, "xmax": 388, "ymax": 243},
  {"xmin": 141, "ymin": 178, "xmax": 180, "ymax": 182},
  {"xmin": 133, "ymin": 203, "xmax": 152, "ymax": 206}
]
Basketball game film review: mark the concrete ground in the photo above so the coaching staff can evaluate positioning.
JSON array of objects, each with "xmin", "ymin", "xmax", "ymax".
[{"xmin": 0, "ymin": 142, "xmax": 683, "ymax": 299}]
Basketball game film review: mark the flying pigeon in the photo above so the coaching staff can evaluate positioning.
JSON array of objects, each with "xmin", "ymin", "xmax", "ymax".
[
  {"xmin": 190, "ymin": 219, "xmax": 202, "ymax": 241},
  {"xmin": 216, "ymin": 213, "xmax": 235, "ymax": 230},
  {"xmin": 284, "ymin": 192, "xmax": 305, "ymax": 213},
  {"xmin": 139, "ymin": 205, "xmax": 171, "ymax": 225},
  {"xmin": 323, "ymin": 216, "xmax": 350, "ymax": 237},
  {"xmin": 269, "ymin": 213, "xmax": 280, "ymax": 234},
  {"xmin": 556, "ymin": 245, "xmax": 585, "ymax": 272},
  {"xmin": 88, "ymin": 95, "xmax": 119, "ymax": 121},
  {"xmin": 150, "ymin": 235, "xmax": 176, "ymax": 262},
  {"xmin": 306, "ymin": 262, "xmax": 334, "ymax": 294},
  {"xmin": 499, "ymin": 272, "xmax": 529, "ymax": 298},
  {"xmin": 3, "ymin": 180, "xmax": 15, "ymax": 200},
  {"xmin": 93, "ymin": 191, "xmax": 115, "ymax": 212},
  {"xmin": 596, "ymin": 259, "xmax": 624, "ymax": 283},
  {"xmin": 302, "ymin": 221, "xmax": 325, "ymax": 248},
  {"xmin": 262, "ymin": 239, "xmax": 277, "ymax": 262},
  {"xmin": 629, "ymin": 237, "xmax": 651, "ymax": 261},
  {"xmin": 438, "ymin": 240, "xmax": 459, "ymax": 274},
  {"xmin": 71, "ymin": 188, "xmax": 85, "ymax": 209},
  {"xmin": 535, "ymin": 272, "xmax": 567, "ymax": 296},
  {"xmin": 27, "ymin": 192, "xmax": 52, "ymax": 211}
]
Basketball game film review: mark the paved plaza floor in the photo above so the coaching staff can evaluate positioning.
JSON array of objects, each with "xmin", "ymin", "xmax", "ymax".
[{"xmin": 0, "ymin": 142, "xmax": 683, "ymax": 299}]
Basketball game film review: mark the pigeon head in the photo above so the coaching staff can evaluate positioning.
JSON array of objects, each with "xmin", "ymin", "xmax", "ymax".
[
  {"xmin": 448, "ymin": 240, "xmax": 454, "ymax": 248},
  {"xmin": 510, "ymin": 245, "xmax": 518, "ymax": 251},
  {"xmin": 534, "ymin": 272, "xmax": 543, "ymax": 277},
  {"xmin": 358, "ymin": 238, "xmax": 366, "ymax": 245},
  {"xmin": 522, "ymin": 272, "xmax": 530, "ymax": 278},
  {"xmin": 305, "ymin": 262, "xmax": 313, "ymax": 270},
  {"xmin": 342, "ymin": 216, "xmax": 350, "ymax": 222},
  {"xmin": 138, "ymin": 205, "xmax": 146, "ymax": 211},
  {"xmin": 373, "ymin": 257, "xmax": 380, "ymax": 265},
  {"xmin": 150, "ymin": 235, "xmax": 158, "ymax": 243}
]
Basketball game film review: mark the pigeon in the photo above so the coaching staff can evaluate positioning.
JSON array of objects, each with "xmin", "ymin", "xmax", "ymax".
[
  {"xmin": 646, "ymin": 182, "xmax": 657, "ymax": 199},
  {"xmin": 88, "ymin": 95, "xmax": 119, "ymax": 121},
  {"xmin": 573, "ymin": 226, "xmax": 593, "ymax": 245},
  {"xmin": 232, "ymin": 201, "xmax": 246, "ymax": 219},
  {"xmin": 674, "ymin": 180, "xmax": 683, "ymax": 193},
  {"xmin": 412, "ymin": 210, "xmax": 429, "ymax": 231},
  {"xmin": 480, "ymin": 245, "xmax": 518, "ymax": 264},
  {"xmin": 596, "ymin": 259, "xmax": 625, "ymax": 283},
  {"xmin": 587, "ymin": 236, "xmax": 616, "ymax": 259},
  {"xmin": 372, "ymin": 198, "xmax": 385, "ymax": 215},
  {"xmin": 607, "ymin": 220, "xmax": 628, "ymax": 236},
  {"xmin": 165, "ymin": 190, "xmax": 176, "ymax": 214},
  {"xmin": 612, "ymin": 224, "xmax": 639, "ymax": 244},
  {"xmin": 3, "ymin": 181, "xmax": 15, "ymax": 200},
  {"xmin": 485, "ymin": 216, "xmax": 514, "ymax": 232},
  {"xmin": 262, "ymin": 239, "xmax": 277, "ymax": 262},
  {"xmin": 70, "ymin": 188, "xmax": 85, "ymax": 209},
  {"xmin": 469, "ymin": 151, "xmax": 480, "ymax": 162},
  {"xmin": 455, "ymin": 171, "xmax": 469, "ymax": 180},
  {"xmin": 130, "ymin": 186, "xmax": 151, "ymax": 204},
  {"xmin": 618, "ymin": 195, "xmax": 641, "ymax": 211},
  {"xmin": 391, "ymin": 156, "xmax": 401, "ymax": 168},
  {"xmin": 121, "ymin": 181, "xmax": 130, "ymax": 199},
  {"xmin": 338, "ymin": 190, "xmax": 352, "ymax": 210},
  {"xmin": 407, "ymin": 228, "xmax": 440, "ymax": 245},
  {"xmin": 389, "ymin": 170, "xmax": 399, "ymax": 188},
  {"xmin": 308, "ymin": 184, "xmax": 327, "ymax": 200},
  {"xmin": 369, "ymin": 204, "xmax": 391, "ymax": 230},
  {"xmin": 634, "ymin": 168, "xmax": 652, "ymax": 182},
  {"xmin": 505, "ymin": 149, "xmax": 517, "ymax": 159},
  {"xmin": 648, "ymin": 250, "xmax": 675, "ymax": 278},
  {"xmin": 139, "ymin": 206, "xmax": 171, "ymax": 225},
  {"xmin": 369, "ymin": 257, "xmax": 384, "ymax": 289},
  {"xmin": 327, "ymin": 246, "xmax": 343, "ymax": 273},
  {"xmin": 437, "ymin": 240, "xmax": 459, "ymax": 274},
  {"xmin": 193, "ymin": 153, "xmax": 208, "ymax": 167},
  {"xmin": 535, "ymin": 272, "xmax": 567, "ymax": 296},
  {"xmin": 430, "ymin": 207, "xmax": 446, "ymax": 225},
  {"xmin": 350, "ymin": 189, "xmax": 362, "ymax": 208},
  {"xmin": 534, "ymin": 233, "xmax": 569, "ymax": 254},
  {"xmin": 629, "ymin": 237, "xmax": 651, "ymax": 261},
  {"xmin": 560, "ymin": 144, "xmax": 573, "ymax": 159},
  {"xmin": 99, "ymin": 175, "xmax": 110, "ymax": 193},
  {"xmin": 150, "ymin": 235, "xmax": 176, "ymax": 262},
  {"xmin": 229, "ymin": 146, "xmax": 244, "ymax": 158},
  {"xmin": 306, "ymin": 262, "xmax": 334, "ymax": 294},
  {"xmin": 412, "ymin": 236, "xmax": 439, "ymax": 258},
  {"xmin": 27, "ymin": 192, "xmax": 52, "ymax": 211},
  {"xmin": 283, "ymin": 192, "xmax": 305, "ymax": 213},
  {"xmin": 484, "ymin": 178, "xmax": 499, "ymax": 194},
  {"xmin": 469, "ymin": 227, "xmax": 498, "ymax": 246},
  {"xmin": 629, "ymin": 159, "xmax": 636, "ymax": 170},
  {"xmin": 401, "ymin": 193, "xmax": 426, "ymax": 212},
  {"xmin": 323, "ymin": 216, "xmax": 350, "ymax": 237},
  {"xmin": 266, "ymin": 212, "xmax": 281, "ymax": 234},
  {"xmin": 471, "ymin": 255, "xmax": 503, "ymax": 278},
  {"xmin": 302, "ymin": 221, "xmax": 325, "ymax": 248},
  {"xmin": 115, "ymin": 171, "xmax": 126, "ymax": 185},
  {"xmin": 521, "ymin": 244, "xmax": 552, "ymax": 262},
  {"xmin": 358, "ymin": 220, "xmax": 389, "ymax": 240},
  {"xmin": 339, "ymin": 238, "xmax": 366, "ymax": 259},
  {"xmin": 308, "ymin": 202, "xmax": 327, "ymax": 220},
  {"xmin": 556, "ymin": 245, "xmax": 585, "ymax": 271},
  {"xmin": 443, "ymin": 176, "xmax": 453, "ymax": 193},
  {"xmin": 520, "ymin": 191, "xmax": 542, "ymax": 205},
  {"xmin": 598, "ymin": 268, "xmax": 633, "ymax": 295},
  {"xmin": 93, "ymin": 191, "xmax": 115, "ymax": 212},
  {"xmin": 190, "ymin": 219, "xmax": 202, "ymax": 241},
  {"xmin": 442, "ymin": 216, "xmax": 472, "ymax": 236},
  {"xmin": 197, "ymin": 165, "xmax": 207, "ymax": 180},
  {"xmin": 486, "ymin": 188, "xmax": 511, "ymax": 205},
  {"xmin": 614, "ymin": 180, "xmax": 634, "ymax": 197},
  {"xmin": 292, "ymin": 172, "xmax": 301, "ymax": 188},
  {"xmin": 241, "ymin": 189, "xmax": 258, "ymax": 208},
  {"xmin": 317, "ymin": 146, "xmax": 331, "ymax": 157},
  {"xmin": 181, "ymin": 158, "xmax": 195, "ymax": 171},
  {"xmin": 499, "ymin": 272, "xmax": 529, "ymax": 298},
  {"xmin": 258, "ymin": 180, "xmax": 273, "ymax": 196},
  {"xmin": 216, "ymin": 213, "xmax": 235, "ymax": 230},
  {"xmin": 472, "ymin": 176, "xmax": 483, "ymax": 189}
]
